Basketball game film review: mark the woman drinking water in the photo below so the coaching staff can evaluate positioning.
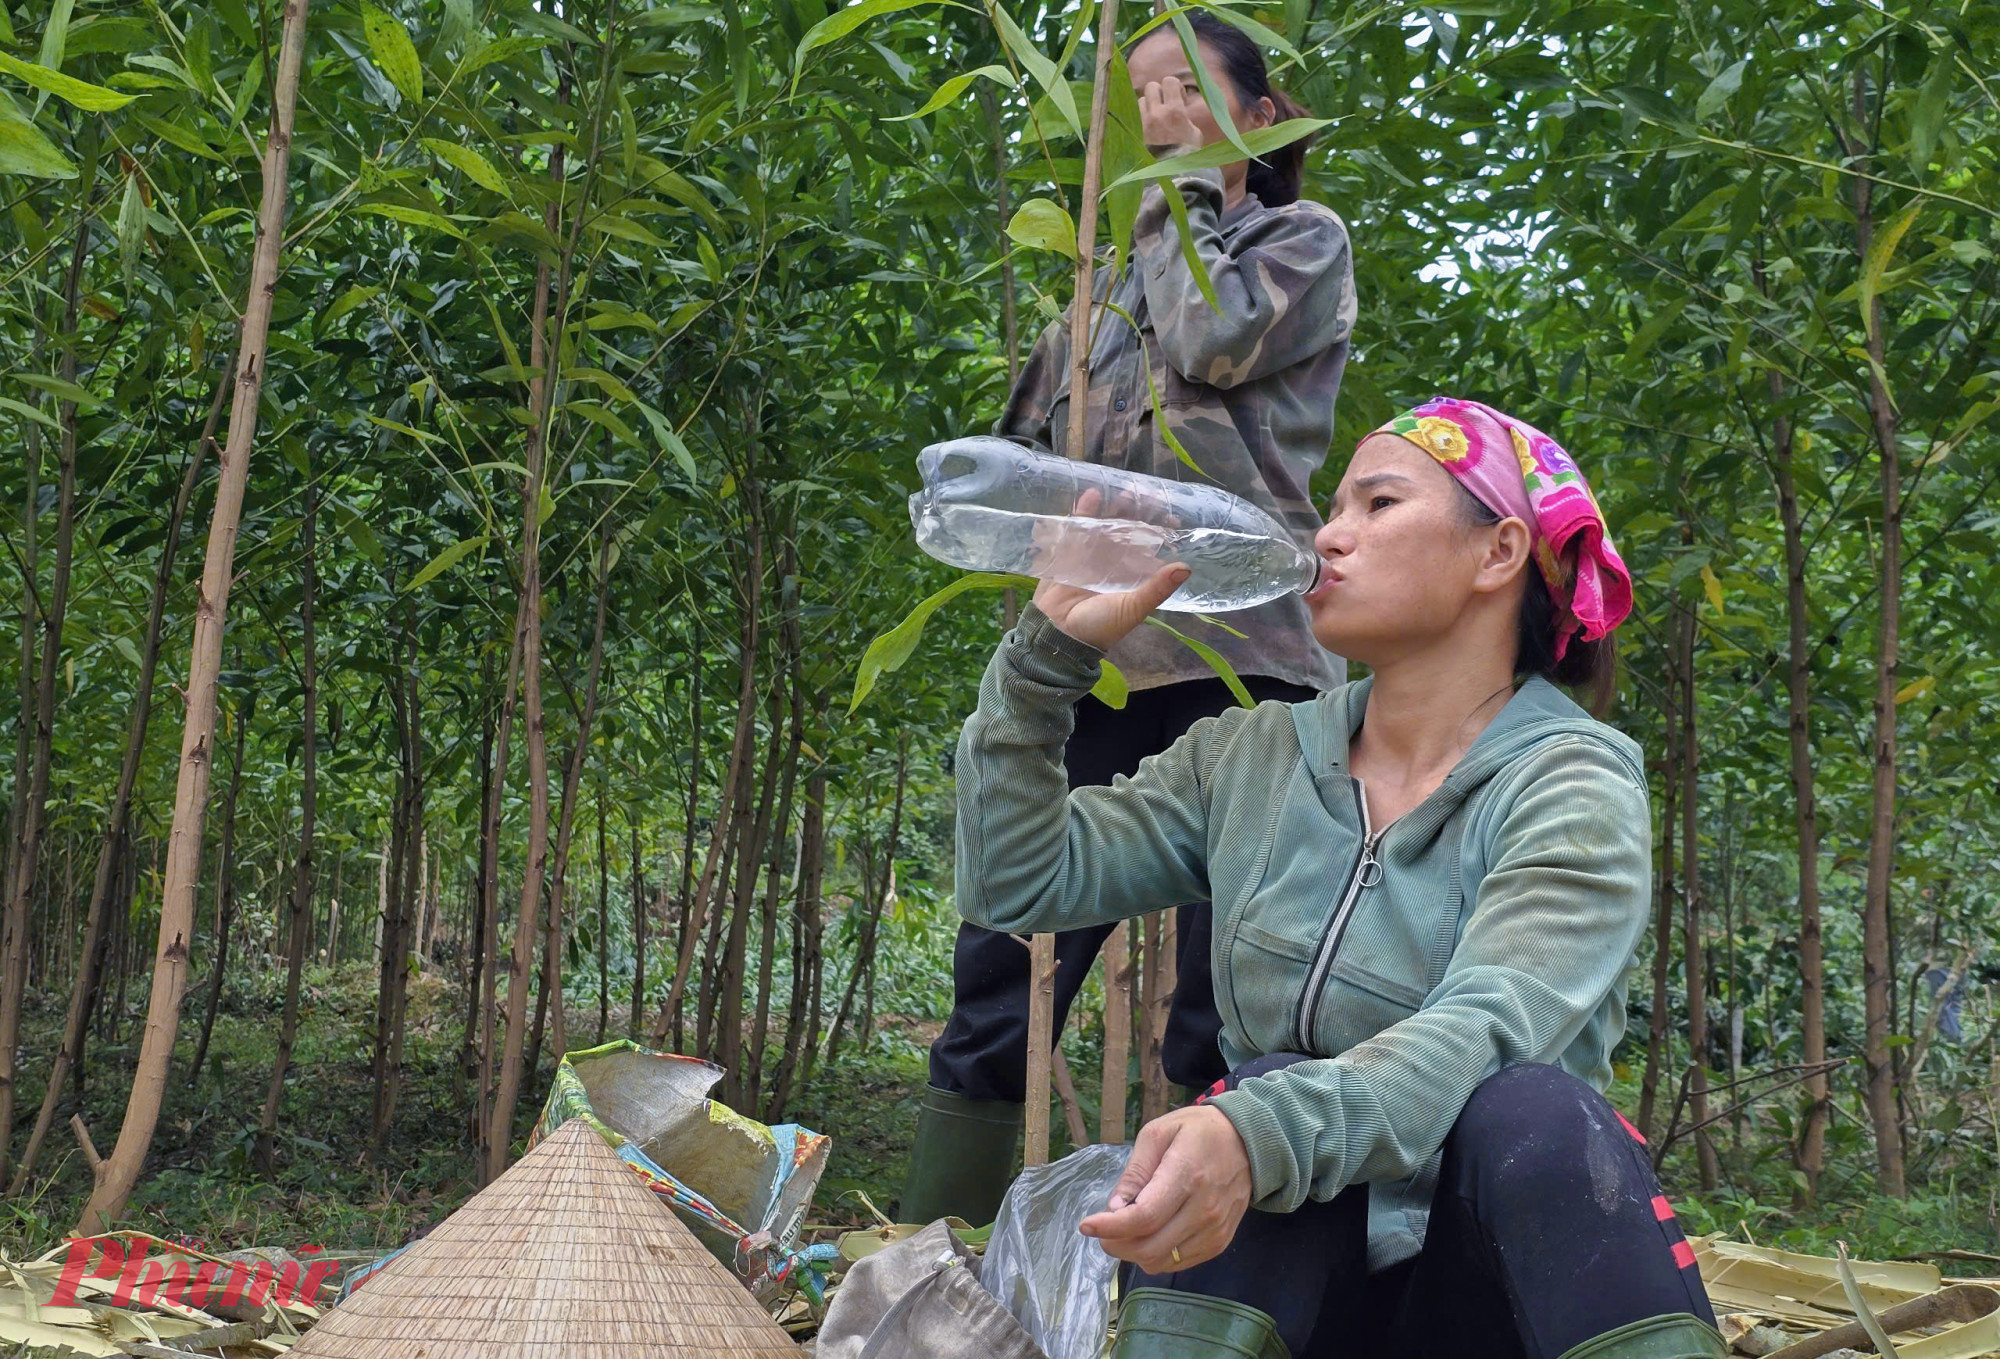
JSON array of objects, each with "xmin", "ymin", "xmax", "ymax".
[{"xmin": 954, "ymin": 399, "xmax": 1724, "ymax": 1359}]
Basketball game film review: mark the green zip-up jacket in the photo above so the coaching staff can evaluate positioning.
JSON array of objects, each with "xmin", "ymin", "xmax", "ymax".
[{"xmin": 956, "ymin": 606, "xmax": 1653, "ymax": 1269}]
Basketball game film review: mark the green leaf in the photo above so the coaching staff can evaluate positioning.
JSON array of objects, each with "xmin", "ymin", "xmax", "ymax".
[
  {"xmin": 358, "ymin": 203, "xmax": 469, "ymax": 238},
  {"xmin": 462, "ymin": 34, "xmax": 556, "ymax": 74},
  {"xmin": 1180, "ymin": 2, "xmax": 1302, "ymax": 66},
  {"xmin": 635, "ymin": 401, "xmax": 698, "ymax": 483},
  {"xmin": 362, "ymin": 2, "xmax": 423, "ymax": 105},
  {"xmin": 1007, "ymin": 197, "xmax": 1077, "ymax": 259},
  {"xmin": 1624, "ymin": 296, "xmax": 1687, "ymax": 363},
  {"xmin": 791, "ymin": 0, "xmax": 951, "ymax": 96},
  {"xmin": 37, "ymin": 0, "xmax": 75, "ymax": 75},
  {"xmin": 1160, "ymin": 177, "xmax": 1219, "ymax": 311},
  {"xmin": 850, "ymin": 572, "xmax": 1033, "ymax": 712},
  {"xmin": 888, "ymin": 64, "xmax": 1013, "ymax": 121},
  {"xmin": 134, "ymin": 113, "xmax": 220, "ymax": 160},
  {"xmin": 335, "ymin": 502, "xmax": 386, "ymax": 566},
  {"xmin": 587, "ymin": 213, "xmax": 668, "ymax": 248},
  {"xmin": 564, "ymin": 366, "xmax": 639, "ymax": 404},
  {"xmin": 0, "ymin": 105, "xmax": 78, "ymax": 178},
  {"xmin": 695, "ymin": 232, "xmax": 722, "ymax": 282},
  {"xmin": 0, "ymin": 397, "xmax": 60, "ymax": 430},
  {"xmin": 1104, "ymin": 118, "xmax": 1331, "ymax": 191},
  {"xmin": 15, "ymin": 373, "xmax": 100, "ymax": 411},
  {"xmin": 1144, "ymin": 616, "xmax": 1253, "ymax": 708},
  {"xmin": 1700, "ymin": 564, "xmax": 1723, "ymax": 619},
  {"xmin": 0, "ymin": 51, "xmax": 137, "ymax": 110},
  {"xmin": 116, "ymin": 171, "xmax": 145, "ymax": 283},
  {"xmin": 421, "ymin": 138, "xmax": 508, "ymax": 194},
  {"xmin": 405, "ymin": 535, "xmax": 488, "ymax": 592},
  {"xmin": 1910, "ymin": 39, "xmax": 1954, "ymax": 168},
  {"xmin": 1693, "ymin": 57, "xmax": 1746, "ymax": 123},
  {"xmin": 1090, "ymin": 658, "xmax": 1128, "ymax": 710},
  {"xmin": 1859, "ymin": 200, "xmax": 1922, "ymax": 343},
  {"xmin": 317, "ymin": 283, "xmax": 380, "ymax": 334},
  {"xmin": 988, "ymin": 1, "xmax": 1081, "ymax": 139},
  {"xmin": 1169, "ymin": 10, "xmax": 1252, "ymax": 159}
]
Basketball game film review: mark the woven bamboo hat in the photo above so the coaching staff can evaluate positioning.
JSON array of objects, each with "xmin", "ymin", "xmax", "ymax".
[{"xmin": 289, "ymin": 1117, "xmax": 800, "ymax": 1357}]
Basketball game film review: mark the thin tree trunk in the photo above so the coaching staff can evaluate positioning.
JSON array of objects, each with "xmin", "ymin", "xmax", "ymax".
[
  {"xmin": 486, "ymin": 130, "xmax": 569, "ymax": 1182},
  {"xmin": 371, "ymin": 636, "xmax": 418, "ymax": 1157},
  {"xmin": 77, "ymin": 0, "xmax": 311, "ymax": 1232},
  {"xmin": 542, "ymin": 519, "xmax": 613, "ymax": 1070},
  {"xmin": 629, "ymin": 822, "xmax": 645, "ymax": 1042},
  {"xmin": 189, "ymin": 689, "xmax": 252, "ymax": 1092},
  {"xmin": 1029, "ymin": 0, "xmax": 1121, "ymax": 1169},
  {"xmin": 747, "ymin": 535, "xmax": 805, "ymax": 1110},
  {"xmin": 256, "ymin": 473, "xmax": 317, "ymax": 1173},
  {"xmin": 10, "ymin": 361, "xmax": 227, "ymax": 1200},
  {"xmin": 1099, "ymin": 922, "xmax": 1133, "ymax": 1144},
  {"xmin": 1637, "ymin": 720, "xmax": 1679, "ymax": 1143},
  {"xmin": 823, "ymin": 740, "xmax": 907, "ymax": 1076},
  {"xmin": 768, "ymin": 691, "xmax": 828, "ymax": 1121},
  {"xmin": 380, "ymin": 636, "xmax": 424, "ymax": 1152},
  {"xmin": 474, "ymin": 613, "xmax": 525, "ymax": 1173},
  {"xmin": 4, "ymin": 318, "xmax": 41, "ymax": 931},
  {"xmin": 0, "ymin": 204, "xmax": 91, "ymax": 1185},
  {"xmin": 1849, "ymin": 77, "xmax": 1907, "ymax": 1198},
  {"xmin": 669, "ymin": 666, "xmax": 701, "ymax": 1052},
  {"xmin": 596, "ymin": 774, "xmax": 610, "ymax": 1046},
  {"xmin": 461, "ymin": 655, "xmax": 496, "ymax": 1077},
  {"xmin": 1678, "ymin": 602, "xmax": 1718, "ymax": 1191},
  {"xmin": 656, "ymin": 518, "xmax": 762, "ymax": 1049}
]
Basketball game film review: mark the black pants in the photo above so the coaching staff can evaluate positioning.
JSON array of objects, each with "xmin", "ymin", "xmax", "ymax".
[
  {"xmin": 929, "ymin": 676, "xmax": 1317, "ymax": 1103},
  {"xmin": 1134, "ymin": 1061, "xmax": 1715, "ymax": 1359}
]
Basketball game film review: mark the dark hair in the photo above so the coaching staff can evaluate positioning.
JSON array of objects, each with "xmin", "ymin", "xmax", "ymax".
[
  {"xmin": 1170, "ymin": 13, "xmax": 1313, "ymax": 207},
  {"xmin": 1457, "ymin": 488, "xmax": 1619, "ymax": 718}
]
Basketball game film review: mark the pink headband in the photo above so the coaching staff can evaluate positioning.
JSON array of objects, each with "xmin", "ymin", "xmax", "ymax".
[{"xmin": 1374, "ymin": 397, "xmax": 1633, "ymax": 659}]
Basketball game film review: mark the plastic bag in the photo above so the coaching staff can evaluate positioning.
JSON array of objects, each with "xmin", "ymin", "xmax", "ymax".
[{"xmin": 981, "ymin": 1143, "xmax": 1131, "ymax": 1359}]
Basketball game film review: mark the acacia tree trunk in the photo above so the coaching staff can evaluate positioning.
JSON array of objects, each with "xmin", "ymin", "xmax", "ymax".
[
  {"xmin": 371, "ymin": 630, "xmax": 421, "ymax": 1158},
  {"xmin": 473, "ymin": 613, "xmax": 525, "ymax": 1174},
  {"xmin": 76, "ymin": 0, "xmax": 312, "ymax": 1234},
  {"xmin": 486, "ymin": 133, "xmax": 569, "ymax": 1182},
  {"xmin": 0, "ymin": 205, "xmax": 90, "ymax": 1185},
  {"xmin": 1636, "ymin": 704, "xmax": 1679, "ymax": 1143},
  {"xmin": 823, "ymin": 738, "xmax": 907, "ymax": 1076},
  {"xmin": 188, "ymin": 690, "xmax": 253, "ymax": 1092},
  {"xmin": 256, "ymin": 472, "xmax": 317, "ymax": 1173},
  {"xmin": 668, "ymin": 666, "xmax": 702, "ymax": 1051},
  {"xmin": 746, "ymin": 533, "xmax": 805, "ymax": 1110},
  {"xmin": 4, "ymin": 320, "xmax": 41, "ymax": 931},
  {"xmin": 1848, "ymin": 76, "xmax": 1907, "ymax": 1199},
  {"xmin": 629, "ymin": 822, "xmax": 645, "ymax": 1042},
  {"xmin": 1678, "ymin": 602, "xmax": 1719, "ymax": 1191},
  {"xmin": 656, "ymin": 514, "xmax": 762, "ymax": 1050},
  {"xmin": 766, "ymin": 690, "xmax": 828, "ymax": 1123},
  {"xmin": 1758, "ymin": 346, "xmax": 1829, "ymax": 1201},
  {"xmin": 596, "ymin": 775, "xmax": 610, "ymax": 1046},
  {"xmin": 538, "ymin": 519, "xmax": 613, "ymax": 1072},
  {"xmin": 461, "ymin": 653, "xmax": 496, "ymax": 1077}
]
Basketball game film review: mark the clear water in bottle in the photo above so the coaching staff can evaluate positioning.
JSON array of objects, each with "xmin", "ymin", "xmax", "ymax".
[{"xmin": 908, "ymin": 436, "xmax": 1321, "ymax": 613}]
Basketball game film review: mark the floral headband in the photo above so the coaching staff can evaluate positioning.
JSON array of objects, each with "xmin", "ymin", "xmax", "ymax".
[{"xmin": 1374, "ymin": 397, "xmax": 1632, "ymax": 659}]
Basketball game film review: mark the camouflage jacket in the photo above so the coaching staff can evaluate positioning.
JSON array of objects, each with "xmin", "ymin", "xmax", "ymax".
[{"xmin": 996, "ymin": 167, "xmax": 1354, "ymax": 692}]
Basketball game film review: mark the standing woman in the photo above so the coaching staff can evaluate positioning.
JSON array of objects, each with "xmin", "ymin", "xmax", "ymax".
[{"xmin": 902, "ymin": 15, "xmax": 1357, "ymax": 1226}]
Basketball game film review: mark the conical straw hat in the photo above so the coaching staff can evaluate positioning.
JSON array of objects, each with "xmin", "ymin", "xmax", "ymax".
[{"xmin": 289, "ymin": 1118, "xmax": 800, "ymax": 1357}]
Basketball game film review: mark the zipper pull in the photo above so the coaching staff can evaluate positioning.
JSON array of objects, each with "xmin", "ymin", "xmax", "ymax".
[{"xmin": 1357, "ymin": 837, "xmax": 1383, "ymax": 889}]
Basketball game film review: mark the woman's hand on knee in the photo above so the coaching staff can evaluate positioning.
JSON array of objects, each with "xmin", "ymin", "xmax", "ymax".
[{"xmin": 1077, "ymin": 1105, "xmax": 1253, "ymax": 1272}]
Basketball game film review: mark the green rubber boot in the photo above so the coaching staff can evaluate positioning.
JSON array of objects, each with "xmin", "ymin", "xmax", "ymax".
[
  {"xmin": 1110, "ymin": 1287, "xmax": 1290, "ymax": 1359},
  {"xmin": 1557, "ymin": 1315, "xmax": 1729, "ymax": 1359},
  {"xmin": 896, "ymin": 1085, "xmax": 1023, "ymax": 1227}
]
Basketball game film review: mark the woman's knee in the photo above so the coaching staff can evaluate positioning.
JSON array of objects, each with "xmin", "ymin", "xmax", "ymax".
[{"xmin": 1448, "ymin": 1062, "xmax": 1622, "ymax": 1165}]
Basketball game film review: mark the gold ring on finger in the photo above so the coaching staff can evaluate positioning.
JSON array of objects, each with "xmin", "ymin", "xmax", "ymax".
[{"xmin": 1169, "ymin": 1246, "xmax": 1183, "ymax": 1266}]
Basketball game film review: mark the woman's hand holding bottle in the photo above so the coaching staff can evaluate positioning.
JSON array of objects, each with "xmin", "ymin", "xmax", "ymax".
[{"xmin": 1034, "ymin": 563, "xmax": 1191, "ymax": 652}]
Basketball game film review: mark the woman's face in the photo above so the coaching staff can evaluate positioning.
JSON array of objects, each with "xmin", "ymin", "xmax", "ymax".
[
  {"xmin": 1305, "ymin": 434, "xmax": 1527, "ymax": 667},
  {"xmin": 1126, "ymin": 33, "xmax": 1274, "ymax": 199}
]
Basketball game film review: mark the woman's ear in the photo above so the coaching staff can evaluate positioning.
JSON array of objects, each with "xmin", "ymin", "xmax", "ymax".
[
  {"xmin": 1471, "ymin": 518, "xmax": 1533, "ymax": 594},
  {"xmin": 1254, "ymin": 95, "xmax": 1276, "ymax": 131}
]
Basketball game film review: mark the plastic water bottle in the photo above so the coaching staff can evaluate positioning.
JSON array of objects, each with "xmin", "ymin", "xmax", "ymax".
[{"xmin": 908, "ymin": 436, "xmax": 1322, "ymax": 613}]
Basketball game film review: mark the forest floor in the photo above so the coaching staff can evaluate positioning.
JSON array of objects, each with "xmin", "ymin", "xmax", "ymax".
[{"xmin": 3, "ymin": 960, "xmax": 1995, "ymax": 1278}]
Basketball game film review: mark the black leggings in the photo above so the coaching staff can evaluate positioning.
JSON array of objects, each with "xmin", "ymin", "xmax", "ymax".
[
  {"xmin": 929, "ymin": 676, "xmax": 1318, "ymax": 1103},
  {"xmin": 1133, "ymin": 1061, "xmax": 1717, "ymax": 1359}
]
